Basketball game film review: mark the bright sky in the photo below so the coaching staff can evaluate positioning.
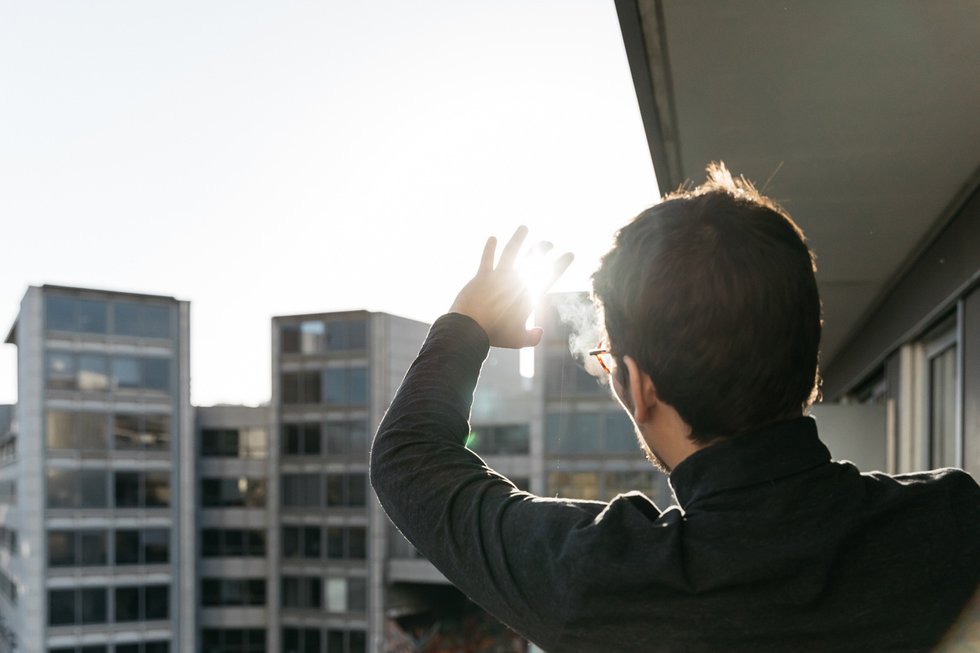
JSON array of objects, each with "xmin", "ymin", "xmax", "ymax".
[{"xmin": 0, "ymin": 1, "xmax": 658, "ymax": 407}]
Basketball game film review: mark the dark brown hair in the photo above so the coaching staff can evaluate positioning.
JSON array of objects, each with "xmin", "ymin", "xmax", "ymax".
[{"xmin": 591, "ymin": 163, "xmax": 822, "ymax": 442}]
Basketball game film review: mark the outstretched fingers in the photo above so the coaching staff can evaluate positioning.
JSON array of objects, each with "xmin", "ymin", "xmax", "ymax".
[
  {"xmin": 479, "ymin": 237, "xmax": 497, "ymax": 274},
  {"xmin": 497, "ymin": 225, "xmax": 529, "ymax": 270}
]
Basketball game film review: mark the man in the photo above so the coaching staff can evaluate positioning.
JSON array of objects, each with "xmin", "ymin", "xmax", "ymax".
[{"xmin": 371, "ymin": 164, "xmax": 980, "ymax": 652}]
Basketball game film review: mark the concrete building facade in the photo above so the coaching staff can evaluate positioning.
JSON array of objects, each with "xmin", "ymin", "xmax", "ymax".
[{"xmin": 1, "ymin": 285, "xmax": 193, "ymax": 653}]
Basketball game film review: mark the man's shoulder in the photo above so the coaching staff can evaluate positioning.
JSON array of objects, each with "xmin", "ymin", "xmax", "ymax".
[{"xmin": 862, "ymin": 466, "xmax": 979, "ymax": 493}]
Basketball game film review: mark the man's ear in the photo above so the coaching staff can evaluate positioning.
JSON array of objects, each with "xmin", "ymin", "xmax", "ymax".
[{"xmin": 622, "ymin": 356, "xmax": 659, "ymax": 425}]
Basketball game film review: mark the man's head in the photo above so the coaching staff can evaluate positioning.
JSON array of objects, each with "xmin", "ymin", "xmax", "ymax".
[{"xmin": 591, "ymin": 163, "xmax": 821, "ymax": 444}]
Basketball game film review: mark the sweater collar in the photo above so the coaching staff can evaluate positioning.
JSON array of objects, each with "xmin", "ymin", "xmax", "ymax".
[{"xmin": 668, "ymin": 416, "xmax": 830, "ymax": 509}]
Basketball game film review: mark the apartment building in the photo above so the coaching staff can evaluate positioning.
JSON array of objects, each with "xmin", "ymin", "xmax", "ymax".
[
  {"xmin": 270, "ymin": 311, "xmax": 429, "ymax": 653},
  {"xmin": 1, "ymin": 290, "xmax": 693, "ymax": 653},
  {"xmin": 1, "ymin": 285, "xmax": 193, "ymax": 653},
  {"xmin": 196, "ymin": 405, "xmax": 271, "ymax": 653}
]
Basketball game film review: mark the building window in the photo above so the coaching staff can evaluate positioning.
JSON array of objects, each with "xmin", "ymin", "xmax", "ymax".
[
  {"xmin": 114, "ymin": 413, "xmax": 170, "ymax": 451},
  {"xmin": 202, "ymin": 628, "xmax": 266, "ymax": 653},
  {"xmin": 282, "ymin": 628, "xmax": 322, "ymax": 653},
  {"xmin": 466, "ymin": 423, "xmax": 530, "ymax": 455},
  {"xmin": 202, "ymin": 528, "xmax": 266, "ymax": 558},
  {"xmin": 324, "ymin": 577, "xmax": 366, "ymax": 613},
  {"xmin": 49, "ymin": 646, "xmax": 108, "ymax": 653},
  {"xmin": 46, "ymin": 469, "xmax": 109, "ymax": 509},
  {"xmin": 48, "ymin": 587, "xmax": 107, "ymax": 626},
  {"xmin": 281, "ymin": 371, "xmax": 321, "ymax": 405},
  {"xmin": 326, "ymin": 320, "xmax": 367, "ymax": 351},
  {"xmin": 927, "ymin": 329, "xmax": 958, "ymax": 468},
  {"xmin": 282, "ymin": 423, "xmax": 321, "ymax": 456},
  {"xmin": 546, "ymin": 410, "xmax": 635, "ymax": 455},
  {"xmin": 544, "ymin": 352, "xmax": 606, "ymax": 398},
  {"xmin": 282, "ymin": 525, "xmax": 321, "ymax": 559},
  {"xmin": 281, "ymin": 575, "xmax": 322, "ymax": 610},
  {"xmin": 323, "ymin": 367, "xmax": 368, "ymax": 406},
  {"xmin": 201, "ymin": 427, "xmax": 268, "ymax": 458},
  {"xmin": 113, "ymin": 470, "xmax": 170, "ymax": 508},
  {"xmin": 45, "ymin": 296, "xmax": 108, "ymax": 334},
  {"xmin": 324, "ymin": 419, "xmax": 369, "ymax": 455},
  {"xmin": 547, "ymin": 471, "xmax": 600, "ymax": 501},
  {"xmin": 114, "ymin": 584, "xmax": 169, "ymax": 622},
  {"xmin": 112, "ymin": 301, "xmax": 172, "ymax": 339},
  {"xmin": 46, "ymin": 353, "xmax": 171, "ymax": 394},
  {"xmin": 326, "ymin": 526, "xmax": 367, "ymax": 560},
  {"xmin": 326, "ymin": 629, "xmax": 367, "ymax": 653},
  {"xmin": 46, "ymin": 411, "xmax": 109, "ymax": 451},
  {"xmin": 282, "ymin": 474, "xmax": 321, "ymax": 508},
  {"xmin": 114, "ymin": 642, "xmax": 170, "ymax": 653},
  {"xmin": 48, "ymin": 530, "xmax": 108, "ymax": 567},
  {"xmin": 115, "ymin": 528, "xmax": 170, "ymax": 565},
  {"xmin": 325, "ymin": 473, "xmax": 367, "ymax": 508},
  {"xmin": 201, "ymin": 578, "xmax": 266, "ymax": 607},
  {"xmin": 201, "ymin": 477, "xmax": 266, "ymax": 508}
]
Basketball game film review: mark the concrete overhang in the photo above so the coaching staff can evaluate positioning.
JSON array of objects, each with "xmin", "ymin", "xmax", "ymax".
[{"xmin": 616, "ymin": 0, "xmax": 980, "ymax": 385}]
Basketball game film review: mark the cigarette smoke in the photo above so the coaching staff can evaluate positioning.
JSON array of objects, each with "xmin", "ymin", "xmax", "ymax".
[{"xmin": 550, "ymin": 292, "xmax": 608, "ymax": 379}]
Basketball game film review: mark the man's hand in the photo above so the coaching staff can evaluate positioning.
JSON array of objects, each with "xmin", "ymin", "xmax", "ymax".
[{"xmin": 450, "ymin": 226, "xmax": 574, "ymax": 349}]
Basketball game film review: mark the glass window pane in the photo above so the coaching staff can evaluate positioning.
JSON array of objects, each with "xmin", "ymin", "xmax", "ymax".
[
  {"xmin": 302, "ymin": 371, "xmax": 321, "ymax": 404},
  {"xmin": 225, "ymin": 529, "xmax": 244, "ymax": 556},
  {"xmin": 76, "ymin": 299, "xmax": 107, "ymax": 333},
  {"xmin": 303, "ymin": 424, "xmax": 321, "ymax": 455},
  {"xmin": 348, "ymin": 368, "xmax": 368, "ymax": 405},
  {"xmin": 114, "ymin": 413, "xmax": 141, "ymax": 450},
  {"xmin": 242, "ymin": 427, "xmax": 268, "ymax": 458},
  {"xmin": 303, "ymin": 526, "xmax": 321, "ymax": 559},
  {"xmin": 112, "ymin": 358, "xmax": 141, "ymax": 390},
  {"xmin": 46, "ymin": 411, "xmax": 75, "ymax": 450},
  {"xmin": 80, "ymin": 470, "xmax": 108, "ymax": 508},
  {"xmin": 282, "ymin": 527, "xmax": 299, "ymax": 558},
  {"xmin": 114, "ymin": 472, "xmax": 140, "ymax": 508},
  {"xmin": 48, "ymin": 588, "xmax": 76, "ymax": 625},
  {"xmin": 930, "ymin": 345, "xmax": 958, "ymax": 468},
  {"xmin": 605, "ymin": 412, "xmax": 638, "ymax": 453},
  {"xmin": 112, "ymin": 302, "xmax": 142, "ymax": 337},
  {"xmin": 47, "ymin": 469, "xmax": 75, "ymax": 508},
  {"xmin": 80, "ymin": 587, "xmax": 107, "ymax": 624},
  {"xmin": 325, "ymin": 578, "xmax": 346, "ymax": 613},
  {"xmin": 145, "ymin": 470, "xmax": 170, "ymax": 508},
  {"xmin": 114, "ymin": 586, "xmax": 140, "ymax": 621},
  {"xmin": 347, "ymin": 578, "xmax": 366, "ymax": 612},
  {"xmin": 326, "ymin": 527, "xmax": 344, "ymax": 560},
  {"xmin": 247, "ymin": 530, "xmax": 266, "ymax": 556},
  {"xmin": 348, "ymin": 473, "xmax": 366, "ymax": 507},
  {"xmin": 202, "ymin": 529, "xmax": 221, "ymax": 557},
  {"xmin": 245, "ymin": 478, "xmax": 267, "ymax": 508},
  {"xmin": 77, "ymin": 355, "xmax": 109, "ymax": 392},
  {"xmin": 46, "ymin": 296, "xmax": 75, "ymax": 331},
  {"xmin": 323, "ymin": 369, "xmax": 345, "ymax": 405},
  {"xmin": 348, "ymin": 527, "xmax": 366, "ymax": 559},
  {"xmin": 300, "ymin": 320, "xmax": 325, "ymax": 354},
  {"xmin": 281, "ymin": 324, "xmax": 301, "ymax": 354},
  {"xmin": 47, "ymin": 530, "xmax": 75, "ymax": 566},
  {"xmin": 145, "ymin": 584, "xmax": 169, "ymax": 620},
  {"xmin": 116, "ymin": 530, "xmax": 140, "ymax": 564},
  {"xmin": 144, "ymin": 414, "xmax": 171, "ymax": 450},
  {"xmin": 143, "ymin": 358, "xmax": 170, "ymax": 392},
  {"xmin": 144, "ymin": 529, "xmax": 169, "ymax": 564},
  {"xmin": 142, "ymin": 304, "xmax": 172, "ymax": 338},
  {"xmin": 76, "ymin": 412, "xmax": 108, "ymax": 450},
  {"xmin": 79, "ymin": 530, "xmax": 107, "ymax": 566},
  {"xmin": 47, "ymin": 352, "xmax": 76, "ymax": 390}
]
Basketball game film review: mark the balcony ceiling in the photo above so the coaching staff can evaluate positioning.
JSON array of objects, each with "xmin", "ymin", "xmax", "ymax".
[{"xmin": 618, "ymin": 0, "xmax": 980, "ymax": 370}]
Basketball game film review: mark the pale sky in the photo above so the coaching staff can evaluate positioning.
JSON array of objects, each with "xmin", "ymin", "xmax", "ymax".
[{"xmin": 0, "ymin": 1, "xmax": 658, "ymax": 407}]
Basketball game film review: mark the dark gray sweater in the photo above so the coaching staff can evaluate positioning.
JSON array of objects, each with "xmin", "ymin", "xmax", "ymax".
[{"xmin": 371, "ymin": 313, "xmax": 980, "ymax": 652}]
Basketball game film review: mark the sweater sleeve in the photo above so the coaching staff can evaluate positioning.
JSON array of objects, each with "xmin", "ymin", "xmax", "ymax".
[{"xmin": 370, "ymin": 313, "xmax": 607, "ymax": 651}]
